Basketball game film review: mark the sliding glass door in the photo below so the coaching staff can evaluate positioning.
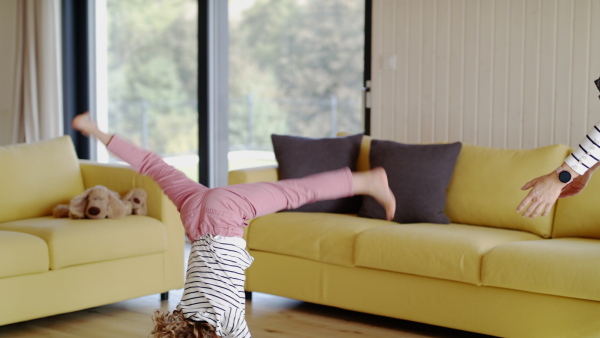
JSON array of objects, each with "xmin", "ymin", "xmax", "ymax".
[
  {"xmin": 93, "ymin": 0, "xmax": 199, "ymax": 180},
  {"xmin": 89, "ymin": 0, "xmax": 367, "ymax": 180},
  {"xmin": 228, "ymin": 0, "xmax": 366, "ymax": 170}
]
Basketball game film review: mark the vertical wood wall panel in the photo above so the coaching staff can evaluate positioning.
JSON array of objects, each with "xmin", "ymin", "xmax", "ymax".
[
  {"xmin": 492, "ymin": 0, "xmax": 509, "ymax": 148},
  {"xmin": 371, "ymin": 0, "xmax": 600, "ymax": 150}
]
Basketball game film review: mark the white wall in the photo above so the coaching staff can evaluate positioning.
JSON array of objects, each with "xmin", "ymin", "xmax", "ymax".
[
  {"xmin": 371, "ymin": 0, "xmax": 600, "ymax": 150},
  {"xmin": 0, "ymin": 0, "xmax": 16, "ymax": 145}
]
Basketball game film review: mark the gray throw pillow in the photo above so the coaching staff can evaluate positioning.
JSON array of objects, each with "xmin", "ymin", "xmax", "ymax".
[
  {"xmin": 271, "ymin": 133, "xmax": 364, "ymax": 213},
  {"xmin": 359, "ymin": 139, "xmax": 462, "ymax": 224}
]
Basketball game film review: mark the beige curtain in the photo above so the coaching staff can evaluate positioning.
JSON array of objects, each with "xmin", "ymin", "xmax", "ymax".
[{"xmin": 12, "ymin": 0, "xmax": 63, "ymax": 144}]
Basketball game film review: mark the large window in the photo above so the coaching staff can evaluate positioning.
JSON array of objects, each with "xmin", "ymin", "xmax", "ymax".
[
  {"xmin": 91, "ymin": 0, "xmax": 366, "ymax": 179},
  {"xmin": 228, "ymin": 0, "xmax": 366, "ymax": 170},
  {"xmin": 93, "ymin": 0, "xmax": 199, "ymax": 180}
]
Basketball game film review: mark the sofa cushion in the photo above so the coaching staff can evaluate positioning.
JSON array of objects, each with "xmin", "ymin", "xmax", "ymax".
[
  {"xmin": 248, "ymin": 213, "xmax": 391, "ymax": 267},
  {"xmin": 0, "ymin": 231, "xmax": 49, "ymax": 278},
  {"xmin": 553, "ymin": 170, "xmax": 600, "ymax": 239},
  {"xmin": 483, "ymin": 238, "xmax": 600, "ymax": 302},
  {"xmin": 445, "ymin": 143, "xmax": 571, "ymax": 238},
  {"xmin": 0, "ymin": 216, "xmax": 167, "ymax": 269},
  {"xmin": 0, "ymin": 136, "xmax": 85, "ymax": 223},
  {"xmin": 271, "ymin": 133, "xmax": 364, "ymax": 214},
  {"xmin": 355, "ymin": 223, "xmax": 542, "ymax": 285},
  {"xmin": 359, "ymin": 139, "xmax": 462, "ymax": 224}
]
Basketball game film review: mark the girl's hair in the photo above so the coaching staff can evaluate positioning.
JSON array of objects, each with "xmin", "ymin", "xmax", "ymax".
[{"xmin": 150, "ymin": 309, "xmax": 219, "ymax": 338}]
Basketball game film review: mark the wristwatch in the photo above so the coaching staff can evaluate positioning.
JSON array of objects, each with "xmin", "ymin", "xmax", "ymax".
[{"xmin": 556, "ymin": 166, "xmax": 573, "ymax": 184}]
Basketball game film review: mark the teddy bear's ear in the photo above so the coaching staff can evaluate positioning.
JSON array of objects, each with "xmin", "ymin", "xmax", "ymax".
[
  {"xmin": 53, "ymin": 204, "xmax": 70, "ymax": 218},
  {"xmin": 69, "ymin": 188, "xmax": 92, "ymax": 219},
  {"xmin": 136, "ymin": 189, "xmax": 148, "ymax": 215},
  {"xmin": 122, "ymin": 189, "xmax": 134, "ymax": 201},
  {"xmin": 106, "ymin": 190, "xmax": 128, "ymax": 219}
]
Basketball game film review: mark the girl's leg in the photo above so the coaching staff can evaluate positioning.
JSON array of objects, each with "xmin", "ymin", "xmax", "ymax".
[
  {"xmin": 72, "ymin": 112, "xmax": 112, "ymax": 145},
  {"xmin": 350, "ymin": 167, "xmax": 396, "ymax": 220},
  {"xmin": 216, "ymin": 166, "xmax": 395, "ymax": 222},
  {"xmin": 71, "ymin": 112, "xmax": 206, "ymax": 212}
]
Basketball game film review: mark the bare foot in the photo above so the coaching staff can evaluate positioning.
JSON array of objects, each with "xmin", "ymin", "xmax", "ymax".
[
  {"xmin": 71, "ymin": 112, "xmax": 96, "ymax": 136},
  {"xmin": 353, "ymin": 167, "xmax": 396, "ymax": 221},
  {"xmin": 71, "ymin": 112, "xmax": 113, "ymax": 145},
  {"xmin": 369, "ymin": 167, "xmax": 396, "ymax": 220}
]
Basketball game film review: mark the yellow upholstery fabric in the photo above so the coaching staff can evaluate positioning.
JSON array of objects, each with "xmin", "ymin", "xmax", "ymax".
[
  {"xmin": 248, "ymin": 213, "xmax": 391, "ymax": 267},
  {"xmin": 0, "ymin": 231, "xmax": 48, "ymax": 278},
  {"xmin": 0, "ymin": 216, "xmax": 166, "ymax": 269},
  {"xmin": 356, "ymin": 134, "xmax": 371, "ymax": 171},
  {"xmin": 228, "ymin": 165, "xmax": 278, "ymax": 185},
  {"xmin": 355, "ymin": 223, "xmax": 541, "ymax": 285},
  {"xmin": 483, "ymin": 238, "xmax": 600, "ymax": 302},
  {"xmin": 0, "ymin": 136, "xmax": 85, "ymax": 223},
  {"xmin": 79, "ymin": 160, "xmax": 186, "ymax": 290},
  {"xmin": 553, "ymin": 170, "xmax": 600, "ymax": 239},
  {"xmin": 0, "ymin": 254, "xmax": 165, "ymax": 326},
  {"xmin": 247, "ymin": 250, "xmax": 600, "ymax": 338},
  {"xmin": 0, "ymin": 136, "xmax": 185, "ymax": 326},
  {"xmin": 445, "ymin": 143, "xmax": 571, "ymax": 238}
]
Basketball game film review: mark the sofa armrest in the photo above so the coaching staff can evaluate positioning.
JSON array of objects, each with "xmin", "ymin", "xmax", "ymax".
[
  {"xmin": 78, "ymin": 160, "xmax": 184, "ymax": 290},
  {"xmin": 228, "ymin": 165, "xmax": 279, "ymax": 185}
]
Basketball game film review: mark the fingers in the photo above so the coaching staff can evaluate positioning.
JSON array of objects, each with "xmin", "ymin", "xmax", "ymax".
[
  {"xmin": 516, "ymin": 195, "xmax": 531, "ymax": 213},
  {"xmin": 517, "ymin": 187, "xmax": 552, "ymax": 218},
  {"xmin": 521, "ymin": 200, "xmax": 550, "ymax": 218},
  {"xmin": 540, "ymin": 203, "xmax": 552, "ymax": 217},
  {"xmin": 516, "ymin": 179, "xmax": 536, "ymax": 212}
]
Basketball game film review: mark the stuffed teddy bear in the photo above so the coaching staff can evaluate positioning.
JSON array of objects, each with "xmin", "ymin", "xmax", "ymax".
[
  {"xmin": 53, "ymin": 185, "xmax": 130, "ymax": 220},
  {"xmin": 121, "ymin": 187, "xmax": 148, "ymax": 216}
]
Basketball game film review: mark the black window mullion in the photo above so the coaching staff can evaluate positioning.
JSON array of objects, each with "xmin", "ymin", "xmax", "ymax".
[
  {"xmin": 61, "ymin": 0, "xmax": 90, "ymax": 159},
  {"xmin": 198, "ymin": 0, "xmax": 210, "ymax": 186}
]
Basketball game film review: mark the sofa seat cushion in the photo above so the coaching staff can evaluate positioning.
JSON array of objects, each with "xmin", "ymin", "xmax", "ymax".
[
  {"xmin": 355, "ymin": 223, "xmax": 541, "ymax": 285},
  {"xmin": 0, "ymin": 231, "xmax": 49, "ymax": 278},
  {"xmin": 248, "ymin": 213, "xmax": 391, "ymax": 267},
  {"xmin": 483, "ymin": 238, "xmax": 600, "ymax": 302},
  {"xmin": 0, "ymin": 216, "xmax": 167, "ymax": 270}
]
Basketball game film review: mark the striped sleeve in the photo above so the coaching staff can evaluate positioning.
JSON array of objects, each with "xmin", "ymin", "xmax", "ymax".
[{"xmin": 565, "ymin": 122, "xmax": 600, "ymax": 175}]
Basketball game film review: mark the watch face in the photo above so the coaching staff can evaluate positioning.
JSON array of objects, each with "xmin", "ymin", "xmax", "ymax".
[{"xmin": 559, "ymin": 170, "xmax": 572, "ymax": 183}]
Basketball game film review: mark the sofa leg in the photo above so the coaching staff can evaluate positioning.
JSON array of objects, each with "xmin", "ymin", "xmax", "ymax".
[
  {"xmin": 244, "ymin": 291, "xmax": 252, "ymax": 300},
  {"xmin": 160, "ymin": 292, "xmax": 169, "ymax": 301}
]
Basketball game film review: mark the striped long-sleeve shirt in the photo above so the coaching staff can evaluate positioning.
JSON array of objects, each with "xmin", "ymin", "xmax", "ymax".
[
  {"xmin": 565, "ymin": 122, "xmax": 600, "ymax": 175},
  {"xmin": 177, "ymin": 235, "xmax": 254, "ymax": 338}
]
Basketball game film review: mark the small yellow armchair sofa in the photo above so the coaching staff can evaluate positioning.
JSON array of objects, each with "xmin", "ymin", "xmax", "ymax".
[
  {"xmin": 230, "ymin": 136, "xmax": 600, "ymax": 338},
  {"xmin": 0, "ymin": 136, "xmax": 184, "ymax": 326}
]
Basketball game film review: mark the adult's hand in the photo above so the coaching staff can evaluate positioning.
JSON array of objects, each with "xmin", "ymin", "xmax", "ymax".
[{"xmin": 517, "ymin": 173, "xmax": 564, "ymax": 218}]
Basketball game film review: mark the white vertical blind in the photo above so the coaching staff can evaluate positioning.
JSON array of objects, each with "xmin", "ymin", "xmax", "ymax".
[{"xmin": 371, "ymin": 0, "xmax": 600, "ymax": 149}]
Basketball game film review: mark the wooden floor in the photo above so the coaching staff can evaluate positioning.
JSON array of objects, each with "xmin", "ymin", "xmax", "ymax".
[{"xmin": 0, "ymin": 289, "xmax": 495, "ymax": 338}]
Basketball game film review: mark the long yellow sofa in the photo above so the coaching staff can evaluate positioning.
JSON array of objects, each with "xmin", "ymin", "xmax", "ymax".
[
  {"xmin": 0, "ymin": 136, "xmax": 185, "ymax": 326},
  {"xmin": 230, "ymin": 136, "xmax": 600, "ymax": 338}
]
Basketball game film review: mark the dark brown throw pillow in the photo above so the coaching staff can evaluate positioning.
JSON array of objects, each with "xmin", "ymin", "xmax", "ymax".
[
  {"xmin": 359, "ymin": 139, "xmax": 462, "ymax": 224},
  {"xmin": 271, "ymin": 133, "xmax": 364, "ymax": 213}
]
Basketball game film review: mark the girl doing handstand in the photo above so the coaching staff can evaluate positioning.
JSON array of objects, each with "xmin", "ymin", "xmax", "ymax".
[{"xmin": 72, "ymin": 112, "xmax": 396, "ymax": 338}]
